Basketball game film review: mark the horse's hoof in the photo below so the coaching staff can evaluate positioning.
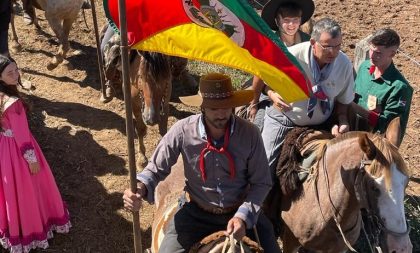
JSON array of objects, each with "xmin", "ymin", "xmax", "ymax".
[
  {"xmin": 10, "ymin": 43, "xmax": 22, "ymax": 54},
  {"xmin": 47, "ymin": 63, "xmax": 58, "ymax": 70},
  {"xmin": 21, "ymin": 80, "xmax": 36, "ymax": 91},
  {"xmin": 23, "ymin": 13, "xmax": 34, "ymax": 25},
  {"xmin": 100, "ymin": 94, "xmax": 113, "ymax": 104}
]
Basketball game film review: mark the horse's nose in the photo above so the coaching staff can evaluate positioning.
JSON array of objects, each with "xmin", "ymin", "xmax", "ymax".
[
  {"xmin": 143, "ymin": 106, "xmax": 159, "ymax": 125},
  {"xmin": 387, "ymin": 234, "xmax": 412, "ymax": 253}
]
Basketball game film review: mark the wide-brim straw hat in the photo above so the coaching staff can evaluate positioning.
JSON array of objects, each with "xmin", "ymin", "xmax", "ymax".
[
  {"xmin": 179, "ymin": 73, "xmax": 253, "ymax": 109},
  {"xmin": 262, "ymin": 0, "xmax": 315, "ymax": 30}
]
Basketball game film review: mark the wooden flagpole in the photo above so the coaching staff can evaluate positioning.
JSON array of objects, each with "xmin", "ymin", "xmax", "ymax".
[
  {"xmin": 117, "ymin": 0, "xmax": 143, "ymax": 252},
  {"xmin": 89, "ymin": 0, "xmax": 107, "ymax": 102}
]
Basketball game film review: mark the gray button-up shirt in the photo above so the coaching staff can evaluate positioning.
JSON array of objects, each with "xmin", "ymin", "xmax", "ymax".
[{"xmin": 137, "ymin": 114, "xmax": 272, "ymax": 228}]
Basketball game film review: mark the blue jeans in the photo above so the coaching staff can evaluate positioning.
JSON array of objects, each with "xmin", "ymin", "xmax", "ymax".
[
  {"xmin": 100, "ymin": 25, "xmax": 115, "ymax": 53},
  {"xmin": 261, "ymin": 106, "xmax": 295, "ymax": 177},
  {"xmin": 252, "ymin": 94, "xmax": 271, "ymax": 132},
  {"xmin": 158, "ymin": 201, "xmax": 281, "ymax": 253}
]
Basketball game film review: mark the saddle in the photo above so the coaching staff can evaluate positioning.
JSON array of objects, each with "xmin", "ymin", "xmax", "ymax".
[
  {"xmin": 276, "ymin": 127, "xmax": 333, "ymax": 197},
  {"xmin": 189, "ymin": 231, "xmax": 263, "ymax": 253},
  {"xmin": 102, "ymin": 31, "xmax": 123, "ymax": 88}
]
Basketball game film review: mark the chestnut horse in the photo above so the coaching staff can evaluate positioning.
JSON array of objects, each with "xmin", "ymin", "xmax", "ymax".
[
  {"xmin": 150, "ymin": 157, "xmax": 263, "ymax": 253},
  {"xmin": 276, "ymin": 118, "xmax": 412, "ymax": 253},
  {"xmin": 102, "ymin": 31, "xmax": 173, "ymax": 167},
  {"xmin": 126, "ymin": 51, "xmax": 172, "ymax": 167}
]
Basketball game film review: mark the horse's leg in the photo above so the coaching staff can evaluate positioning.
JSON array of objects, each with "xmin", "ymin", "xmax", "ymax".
[
  {"xmin": 9, "ymin": 6, "xmax": 22, "ymax": 53},
  {"xmin": 158, "ymin": 79, "xmax": 172, "ymax": 136},
  {"xmin": 59, "ymin": 17, "xmax": 78, "ymax": 70},
  {"xmin": 281, "ymin": 225, "xmax": 301, "ymax": 253},
  {"xmin": 44, "ymin": 15, "xmax": 65, "ymax": 70},
  {"xmin": 131, "ymin": 86, "xmax": 148, "ymax": 168}
]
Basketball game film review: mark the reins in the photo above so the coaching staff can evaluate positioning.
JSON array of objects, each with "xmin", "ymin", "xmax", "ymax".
[
  {"xmin": 355, "ymin": 157, "xmax": 411, "ymax": 253},
  {"xmin": 315, "ymin": 150, "xmax": 359, "ymax": 252},
  {"xmin": 316, "ymin": 148, "xmax": 411, "ymax": 253}
]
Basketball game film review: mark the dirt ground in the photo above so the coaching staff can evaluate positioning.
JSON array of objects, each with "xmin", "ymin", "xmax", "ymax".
[{"xmin": 5, "ymin": 0, "xmax": 419, "ymax": 252}]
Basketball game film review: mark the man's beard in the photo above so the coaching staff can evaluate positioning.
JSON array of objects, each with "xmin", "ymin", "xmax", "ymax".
[{"xmin": 208, "ymin": 118, "xmax": 229, "ymax": 129}]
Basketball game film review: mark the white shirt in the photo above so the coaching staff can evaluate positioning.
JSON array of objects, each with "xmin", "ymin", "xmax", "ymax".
[{"xmin": 283, "ymin": 41, "xmax": 355, "ymax": 126}]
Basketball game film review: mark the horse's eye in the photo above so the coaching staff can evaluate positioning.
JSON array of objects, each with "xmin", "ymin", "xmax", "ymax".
[{"xmin": 372, "ymin": 186, "xmax": 380, "ymax": 196}]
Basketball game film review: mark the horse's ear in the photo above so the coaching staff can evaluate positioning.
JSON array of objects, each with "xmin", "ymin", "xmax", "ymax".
[
  {"xmin": 385, "ymin": 117, "xmax": 402, "ymax": 148},
  {"xmin": 359, "ymin": 133, "xmax": 376, "ymax": 160}
]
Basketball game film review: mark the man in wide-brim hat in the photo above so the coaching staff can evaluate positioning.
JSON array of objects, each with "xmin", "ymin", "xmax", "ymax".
[
  {"xmin": 123, "ymin": 73, "xmax": 282, "ymax": 253},
  {"xmin": 261, "ymin": 0, "xmax": 315, "ymax": 31}
]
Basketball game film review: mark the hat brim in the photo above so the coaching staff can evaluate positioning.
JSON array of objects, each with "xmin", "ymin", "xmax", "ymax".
[
  {"xmin": 180, "ymin": 90, "xmax": 254, "ymax": 109},
  {"xmin": 262, "ymin": 0, "xmax": 315, "ymax": 31}
]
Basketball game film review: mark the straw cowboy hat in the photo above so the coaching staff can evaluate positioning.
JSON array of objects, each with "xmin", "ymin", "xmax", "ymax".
[
  {"xmin": 179, "ymin": 73, "xmax": 253, "ymax": 109},
  {"xmin": 262, "ymin": 0, "xmax": 315, "ymax": 30}
]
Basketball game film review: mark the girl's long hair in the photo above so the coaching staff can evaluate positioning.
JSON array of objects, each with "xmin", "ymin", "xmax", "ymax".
[{"xmin": 0, "ymin": 55, "xmax": 27, "ymax": 129}]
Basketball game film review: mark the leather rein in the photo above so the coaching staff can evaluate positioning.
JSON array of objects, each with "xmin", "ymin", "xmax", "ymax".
[{"xmin": 316, "ymin": 153, "xmax": 410, "ymax": 253}]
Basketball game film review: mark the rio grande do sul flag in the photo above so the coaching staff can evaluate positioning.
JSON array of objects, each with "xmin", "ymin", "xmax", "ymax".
[{"xmin": 104, "ymin": 0, "xmax": 310, "ymax": 102}]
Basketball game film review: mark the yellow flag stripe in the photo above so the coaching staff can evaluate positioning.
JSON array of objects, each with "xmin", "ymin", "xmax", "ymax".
[{"xmin": 132, "ymin": 24, "xmax": 308, "ymax": 103}]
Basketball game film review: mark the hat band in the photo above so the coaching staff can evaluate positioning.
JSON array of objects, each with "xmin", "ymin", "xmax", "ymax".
[{"xmin": 201, "ymin": 91, "xmax": 234, "ymax": 99}]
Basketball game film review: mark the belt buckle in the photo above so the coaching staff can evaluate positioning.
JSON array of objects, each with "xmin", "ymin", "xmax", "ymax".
[{"xmin": 212, "ymin": 207, "xmax": 225, "ymax": 215}]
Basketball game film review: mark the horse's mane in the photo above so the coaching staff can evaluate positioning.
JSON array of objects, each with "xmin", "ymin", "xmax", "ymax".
[
  {"xmin": 327, "ymin": 131, "xmax": 410, "ymax": 190},
  {"xmin": 138, "ymin": 51, "xmax": 171, "ymax": 86}
]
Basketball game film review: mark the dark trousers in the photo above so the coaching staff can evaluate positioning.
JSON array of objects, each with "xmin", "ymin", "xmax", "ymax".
[
  {"xmin": 0, "ymin": 29, "xmax": 8, "ymax": 55},
  {"xmin": 158, "ymin": 201, "xmax": 281, "ymax": 253}
]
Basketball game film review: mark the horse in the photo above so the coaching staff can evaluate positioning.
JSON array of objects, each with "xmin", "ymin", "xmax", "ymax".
[
  {"xmin": 274, "ymin": 118, "xmax": 412, "ymax": 253},
  {"xmin": 102, "ymin": 29, "xmax": 173, "ymax": 167},
  {"xmin": 10, "ymin": 0, "xmax": 84, "ymax": 70},
  {"xmin": 150, "ymin": 157, "xmax": 263, "ymax": 253}
]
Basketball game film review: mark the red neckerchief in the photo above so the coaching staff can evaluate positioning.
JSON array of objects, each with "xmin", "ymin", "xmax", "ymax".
[
  {"xmin": 369, "ymin": 65, "xmax": 376, "ymax": 75},
  {"xmin": 199, "ymin": 124, "xmax": 235, "ymax": 182}
]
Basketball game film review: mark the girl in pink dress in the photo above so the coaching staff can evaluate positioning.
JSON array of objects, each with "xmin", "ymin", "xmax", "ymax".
[{"xmin": 0, "ymin": 55, "xmax": 71, "ymax": 253}]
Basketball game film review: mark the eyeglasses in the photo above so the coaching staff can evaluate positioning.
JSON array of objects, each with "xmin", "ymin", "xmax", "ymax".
[{"xmin": 316, "ymin": 42, "xmax": 341, "ymax": 51}]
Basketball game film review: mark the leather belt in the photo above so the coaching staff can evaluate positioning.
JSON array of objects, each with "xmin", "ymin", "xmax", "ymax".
[{"xmin": 188, "ymin": 195, "xmax": 239, "ymax": 215}]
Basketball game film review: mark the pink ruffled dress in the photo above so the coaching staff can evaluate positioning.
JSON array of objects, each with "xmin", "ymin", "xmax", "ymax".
[{"xmin": 0, "ymin": 98, "xmax": 71, "ymax": 253}]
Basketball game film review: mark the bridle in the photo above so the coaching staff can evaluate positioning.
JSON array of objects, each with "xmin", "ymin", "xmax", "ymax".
[
  {"xmin": 353, "ymin": 157, "xmax": 411, "ymax": 253},
  {"xmin": 135, "ymin": 50, "xmax": 171, "ymax": 119},
  {"xmin": 315, "ymin": 152, "xmax": 410, "ymax": 253}
]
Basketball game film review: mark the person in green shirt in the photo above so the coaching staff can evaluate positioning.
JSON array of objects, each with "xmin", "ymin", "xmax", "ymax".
[{"xmin": 351, "ymin": 28, "xmax": 413, "ymax": 141}]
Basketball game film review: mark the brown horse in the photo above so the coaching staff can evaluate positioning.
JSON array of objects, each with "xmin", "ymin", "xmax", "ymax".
[
  {"xmin": 10, "ymin": 0, "xmax": 84, "ymax": 70},
  {"xmin": 102, "ymin": 30, "xmax": 173, "ymax": 167},
  {"xmin": 127, "ymin": 51, "xmax": 172, "ymax": 167},
  {"xmin": 150, "ymin": 157, "xmax": 263, "ymax": 253},
  {"xmin": 276, "ymin": 118, "xmax": 412, "ymax": 253}
]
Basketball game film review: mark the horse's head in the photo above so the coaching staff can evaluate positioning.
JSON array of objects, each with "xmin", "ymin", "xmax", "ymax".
[
  {"xmin": 358, "ymin": 118, "xmax": 412, "ymax": 253},
  {"xmin": 137, "ymin": 51, "xmax": 172, "ymax": 125}
]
